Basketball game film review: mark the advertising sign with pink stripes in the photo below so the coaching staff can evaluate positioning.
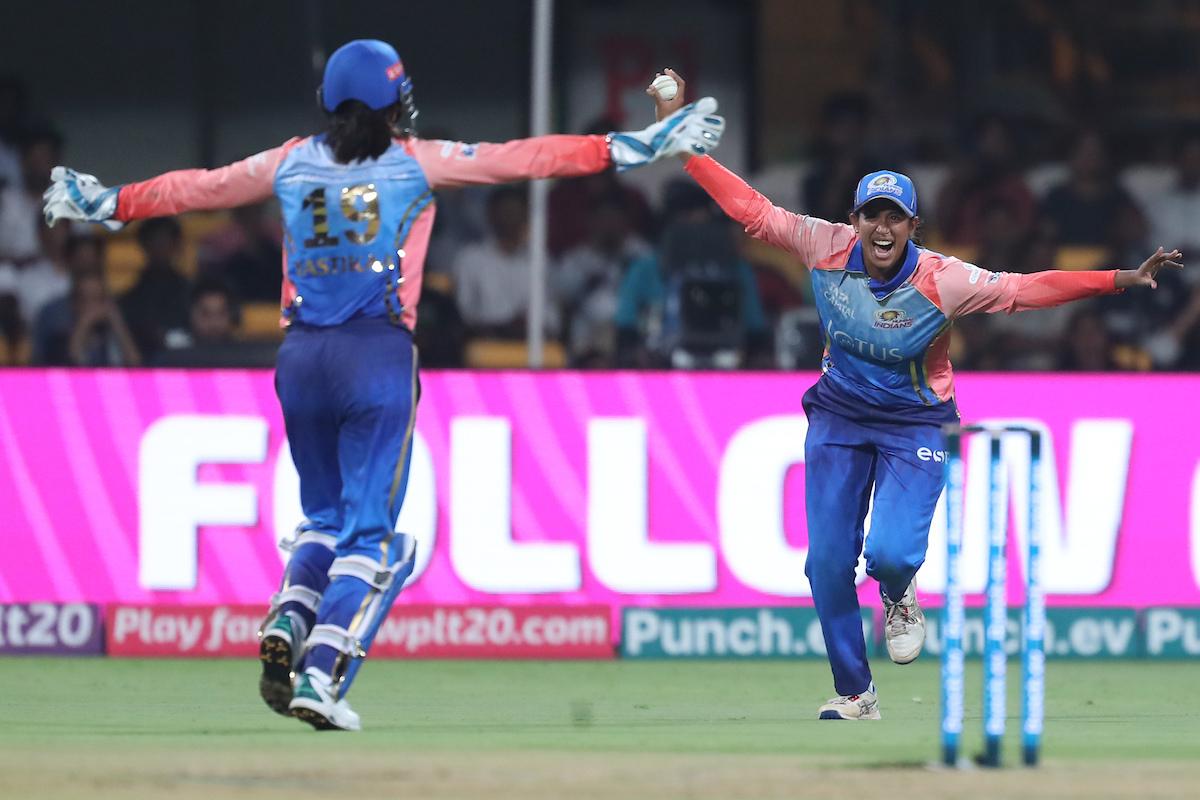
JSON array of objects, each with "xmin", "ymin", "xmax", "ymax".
[{"xmin": 1, "ymin": 369, "xmax": 1198, "ymax": 609}]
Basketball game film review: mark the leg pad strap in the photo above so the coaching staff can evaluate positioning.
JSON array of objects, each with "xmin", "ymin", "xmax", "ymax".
[
  {"xmin": 273, "ymin": 584, "xmax": 323, "ymax": 613},
  {"xmin": 327, "ymin": 554, "xmax": 405, "ymax": 591},
  {"xmin": 307, "ymin": 623, "xmax": 365, "ymax": 659},
  {"xmin": 279, "ymin": 526, "xmax": 338, "ymax": 554}
]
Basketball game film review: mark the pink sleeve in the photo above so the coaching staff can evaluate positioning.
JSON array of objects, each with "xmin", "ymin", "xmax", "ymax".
[
  {"xmin": 410, "ymin": 135, "xmax": 610, "ymax": 189},
  {"xmin": 923, "ymin": 254, "xmax": 1121, "ymax": 318},
  {"xmin": 115, "ymin": 137, "xmax": 305, "ymax": 221},
  {"xmin": 684, "ymin": 155, "xmax": 857, "ymax": 270}
]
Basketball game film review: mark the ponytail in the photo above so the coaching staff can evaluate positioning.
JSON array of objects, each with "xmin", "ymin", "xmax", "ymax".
[{"xmin": 325, "ymin": 100, "xmax": 400, "ymax": 164}]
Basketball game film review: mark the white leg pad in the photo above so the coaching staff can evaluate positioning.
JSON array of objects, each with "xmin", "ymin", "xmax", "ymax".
[
  {"xmin": 328, "ymin": 555, "xmax": 400, "ymax": 591},
  {"xmin": 279, "ymin": 526, "xmax": 338, "ymax": 553},
  {"xmin": 273, "ymin": 584, "xmax": 323, "ymax": 613},
  {"xmin": 307, "ymin": 623, "xmax": 365, "ymax": 658}
]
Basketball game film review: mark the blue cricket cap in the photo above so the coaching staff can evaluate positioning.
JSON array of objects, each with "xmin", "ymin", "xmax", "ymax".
[
  {"xmin": 322, "ymin": 40, "xmax": 408, "ymax": 112},
  {"xmin": 852, "ymin": 170, "xmax": 918, "ymax": 217}
]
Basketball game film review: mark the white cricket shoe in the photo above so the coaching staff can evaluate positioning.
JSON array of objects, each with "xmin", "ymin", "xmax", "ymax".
[
  {"xmin": 818, "ymin": 684, "xmax": 881, "ymax": 720},
  {"xmin": 882, "ymin": 581, "xmax": 926, "ymax": 664},
  {"xmin": 289, "ymin": 668, "xmax": 362, "ymax": 731}
]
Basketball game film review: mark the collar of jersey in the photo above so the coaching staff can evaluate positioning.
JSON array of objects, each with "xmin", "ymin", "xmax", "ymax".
[{"xmin": 845, "ymin": 240, "xmax": 920, "ymax": 299}]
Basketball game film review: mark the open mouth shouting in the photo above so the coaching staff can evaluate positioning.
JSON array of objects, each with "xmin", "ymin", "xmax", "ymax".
[{"xmin": 872, "ymin": 238, "xmax": 897, "ymax": 262}]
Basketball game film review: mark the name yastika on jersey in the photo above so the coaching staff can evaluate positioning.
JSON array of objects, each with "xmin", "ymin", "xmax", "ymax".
[{"xmin": 292, "ymin": 253, "xmax": 402, "ymax": 278}]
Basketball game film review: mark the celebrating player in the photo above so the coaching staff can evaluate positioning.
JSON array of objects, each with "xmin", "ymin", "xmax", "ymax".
[
  {"xmin": 648, "ymin": 69, "xmax": 1181, "ymax": 720},
  {"xmin": 43, "ymin": 41, "xmax": 724, "ymax": 731}
]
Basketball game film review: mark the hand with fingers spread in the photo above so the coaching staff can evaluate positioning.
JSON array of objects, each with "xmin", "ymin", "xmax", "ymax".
[{"xmin": 1115, "ymin": 247, "xmax": 1184, "ymax": 290}]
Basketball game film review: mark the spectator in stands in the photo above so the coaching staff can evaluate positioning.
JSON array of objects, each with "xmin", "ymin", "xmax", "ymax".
[
  {"xmin": 1146, "ymin": 130, "xmax": 1200, "ymax": 266},
  {"xmin": 153, "ymin": 277, "xmax": 278, "ymax": 367},
  {"xmin": 986, "ymin": 229, "xmax": 1076, "ymax": 370},
  {"xmin": 546, "ymin": 116, "xmax": 654, "ymax": 257},
  {"xmin": 936, "ymin": 116, "xmax": 1035, "ymax": 246},
  {"xmin": 33, "ymin": 268, "xmax": 140, "ymax": 367},
  {"xmin": 0, "ymin": 76, "xmax": 31, "ymax": 189},
  {"xmin": 197, "ymin": 201, "xmax": 283, "ymax": 302},
  {"xmin": 802, "ymin": 93, "xmax": 889, "ymax": 221},
  {"xmin": 119, "ymin": 217, "xmax": 190, "ymax": 360},
  {"xmin": 28, "ymin": 234, "xmax": 106, "ymax": 365},
  {"xmin": 1143, "ymin": 284, "xmax": 1200, "ymax": 370},
  {"xmin": 1089, "ymin": 197, "xmax": 1187, "ymax": 356},
  {"xmin": 453, "ymin": 186, "xmax": 557, "ymax": 339},
  {"xmin": 1039, "ymin": 130, "xmax": 1145, "ymax": 246},
  {"xmin": 614, "ymin": 180, "xmax": 769, "ymax": 369},
  {"xmin": 1056, "ymin": 306, "xmax": 1119, "ymax": 371},
  {"xmin": 0, "ymin": 219, "xmax": 72, "ymax": 328},
  {"xmin": 413, "ymin": 281, "xmax": 467, "ymax": 368},
  {"xmin": 0, "ymin": 125, "xmax": 61, "ymax": 264},
  {"xmin": 554, "ymin": 190, "xmax": 650, "ymax": 366}
]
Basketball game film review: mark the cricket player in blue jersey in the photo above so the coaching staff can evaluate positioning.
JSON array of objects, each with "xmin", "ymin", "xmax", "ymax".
[
  {"xmin": 43, "ymin": 41, "xmax": 725, "ymax": 731},
  {"xmin": 650, "ymin": 69, "xmax": 1182, "ymax": 719}
]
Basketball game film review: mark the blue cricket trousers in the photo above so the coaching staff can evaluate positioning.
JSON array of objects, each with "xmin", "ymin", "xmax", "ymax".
[
  {"xmin": 273, "ymin": 316, "xmax": 418, "ymax": 691},
  {"xmin": 275, "ymin": 316, "xmax": 418, "ymax": 555},
  {"xmin": 803, "ymin": 405, "xmax": 946, "ymax": 696}
]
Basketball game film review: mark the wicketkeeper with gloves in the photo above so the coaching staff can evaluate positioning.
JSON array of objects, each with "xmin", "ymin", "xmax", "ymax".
[{"xmin": 44, "ymin": 39, "xmax": 725, "ymax": 731}]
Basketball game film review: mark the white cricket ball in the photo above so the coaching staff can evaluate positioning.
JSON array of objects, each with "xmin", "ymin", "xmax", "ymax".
[{"xmin": 652, "ymin": 74, "xmax": 678, "ymax": 102}]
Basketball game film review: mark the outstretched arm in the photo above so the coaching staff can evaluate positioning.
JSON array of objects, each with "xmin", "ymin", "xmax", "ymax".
[
  {"xmin": 683, "ymin": 154, "xmax": 857, "ymax": 269},
  {"xmin": 646, "ymin": 69, "xmax": 855, "ymax": 270},
  {"xmin": 116, "ymin": 139, "xmax": 304, "ymax": 220},
  {"xmin": 410, "ymin": 135, "xmax": 612, "ymax": 188},
  {"xmin": 929, "ymin": 248, "xmax": 1183, "ymax": 318},
  {"xmin": 412, "ymin": 96, "xmax": 723, "ymax": 189},
  {"xmin": 44, "ymin": 138, "xmax": 304, "ymax": 228}
]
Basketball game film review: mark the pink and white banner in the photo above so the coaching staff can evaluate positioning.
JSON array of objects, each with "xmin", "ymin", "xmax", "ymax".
[{"xmin": 1, "ymin": 369, "xmax": 1198, "ymax": 608}]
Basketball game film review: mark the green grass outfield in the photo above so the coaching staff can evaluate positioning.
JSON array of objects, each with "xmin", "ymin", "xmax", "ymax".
[{"xmin": 1, "ymin": 658, "xmax": 1196, "ymax": 799}]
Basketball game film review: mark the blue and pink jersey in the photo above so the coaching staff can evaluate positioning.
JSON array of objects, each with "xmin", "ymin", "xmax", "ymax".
[
  {"xmin": 115, "ymin": 133, "xmax": 612, "ymax": 330},
  {"xmin": 686, "ymin": 156, "xmax": 1121, "ymax": 423}
]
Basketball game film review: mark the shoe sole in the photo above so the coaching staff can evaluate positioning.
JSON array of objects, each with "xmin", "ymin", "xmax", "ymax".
[
  {"xmin": 258, "ymin": 634, "xmax": 294, "ymax": 716},
  {"xmin": 291, "ymin": 705, "xmax": 341, "ymax": 731},
  {"xmin": 818, "ymin": 709, "xmax": 882, "ymax": 720},
  {"xmin": 290, "ymin": 699, "xmax": 360, "ymax": 731},
  {"xmin": 888, "ymin": 650, "xmax": 921, "ymax": 665}
]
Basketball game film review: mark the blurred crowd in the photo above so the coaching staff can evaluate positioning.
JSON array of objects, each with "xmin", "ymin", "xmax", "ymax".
[{"xmin": 2, "ymin": 75, "xmax": 1200, "ymax": 372}]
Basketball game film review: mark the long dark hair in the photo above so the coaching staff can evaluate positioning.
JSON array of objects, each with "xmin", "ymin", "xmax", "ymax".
[{"xmin": 325, "ymin": 100, "xmax": 400, "ymax": 164}]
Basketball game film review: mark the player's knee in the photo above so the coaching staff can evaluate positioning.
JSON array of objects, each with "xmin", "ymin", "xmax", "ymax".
[
  {"xmin": 804, "ymin": 549, "xmax": 858, "ymax": 585},
  {"xmin": 865, "ymin": 536, "xmax": 925, "ymax": 580}
]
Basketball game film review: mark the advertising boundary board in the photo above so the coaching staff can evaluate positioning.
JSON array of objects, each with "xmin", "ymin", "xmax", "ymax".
[
  {"xmin": 2, "ymin": 371, "xmax": 1200, "ymax": 611},
  {"xmin": 104, "ymin": 604, "xmax": 614, "ymax": 659}
]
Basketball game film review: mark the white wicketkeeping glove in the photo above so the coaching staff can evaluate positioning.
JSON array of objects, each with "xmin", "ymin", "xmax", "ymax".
[
  {"xmin": 608, "ymin": 97, "xmax": 726, "ymax": 172},
  {"xmin": 42, "ymin": 166, "xmax": 123, "ymax": 231}
]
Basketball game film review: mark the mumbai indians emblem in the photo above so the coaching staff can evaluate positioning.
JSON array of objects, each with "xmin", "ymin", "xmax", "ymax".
[
  {"xmin": 873, "ymin": 308, "xmax": 914, "ymax": 329},
  {"xmin": 868, "ymin": 173, "xmax": 903, "ymax": 196}
]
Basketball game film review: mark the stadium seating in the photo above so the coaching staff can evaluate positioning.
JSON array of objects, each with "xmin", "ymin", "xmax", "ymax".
[
  {"xmin": 241, "ymin": 302, "xmax": 286, "ymax": 342},
  {"xmin": 464, "ymin": 338, "xmax": 567, "ymax": 368},
  {"xmin": 1054, "ymin": 247, "xmax": 1107, "ymax": 271},
  {"xmin": 103, "ymin": 212, "xmax": 231, "ymax": 293}
]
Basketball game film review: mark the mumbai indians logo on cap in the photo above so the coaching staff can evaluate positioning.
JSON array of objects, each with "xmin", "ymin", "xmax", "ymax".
[
  {"xmin": 856, "ymin": 170, "xmax": 917, "ymax": 215},
  {"xmin": 868, "ymin": 174, "xmax": 903, "ymax": 196}
]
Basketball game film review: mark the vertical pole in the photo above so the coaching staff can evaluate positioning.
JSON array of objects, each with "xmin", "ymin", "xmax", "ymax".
[
  {"xmin": 982, "ymin": 435, "xmax": 1007, "ymax": 766},
  {"xmin": 1023, "ymin": 431, "xmax": 1045, "ymax": 766},
  {"xmin": 941, "ymin": 427, "xmax": 965, "ymax": 767},
  {"xmin": 526, "ymin": 0, "xmax": 554, "ymax": 368}
]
